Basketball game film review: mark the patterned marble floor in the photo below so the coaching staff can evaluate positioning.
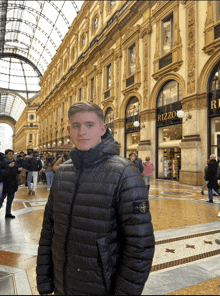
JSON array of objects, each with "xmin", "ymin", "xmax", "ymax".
[{"xmin": 0, "ymin": 180, "xmax": 219, "ymax": 295}]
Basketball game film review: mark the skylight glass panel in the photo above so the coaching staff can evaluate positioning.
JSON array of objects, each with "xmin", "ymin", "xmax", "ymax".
[{"xmin": 0, "ymin": 0, "xmax": 84, "ymax": 121}]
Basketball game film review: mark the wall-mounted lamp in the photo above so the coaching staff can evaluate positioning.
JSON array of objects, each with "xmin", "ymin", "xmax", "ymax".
[
  {"xmin": 133, "ymin": 121, "xmax": 140, "ymax": 127},
  {"xmin": 177, "ymin": 109, "xmax": 192, "ymax": 123},
  {"xmin": 67, "ymin": 139, "xmax": 70, "ymax": 143}
]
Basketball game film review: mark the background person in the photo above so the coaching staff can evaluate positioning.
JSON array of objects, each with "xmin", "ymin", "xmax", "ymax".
[
  {"xmin": 42, "ymin": 155, "xmax": 54, "ymax": 190},
  {"xmin": 143, "ymin": 156, "xmax": 155, "ymax": 194},
  {"xmin": 205, "ymin": 154, "xmax": 220, "ymax": 203},
  {"xmin": 0, "ymin": 149, "xmax": 23, "ymax": 218},
  {"xmin": 26, "ymin": 151, "xmax": 42, "ymax": 195},
  {"xmin": 0, "ymin": 152, "xmax": 7, "ymax": 199},
  {"xmin": 53, "ymin": 153, "xmax": 69, "ymax": 171},
  {"xmin": 36, "ymin": 101, "xmax": 155, "ymax": 295},
  {"xmin": 129, "ymin": 152, "xmax": 144, "ymax": 173}
]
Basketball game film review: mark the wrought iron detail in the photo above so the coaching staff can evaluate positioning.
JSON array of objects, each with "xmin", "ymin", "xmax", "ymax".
[
  {"xmin": 159, "ymin": 53, "xmax": 172, "ymax": 69},
  {"xmin": 0, "ymin": 52, "xmax": 42, "ymax": 77},
  {"xmin": 126, "ymin": 75, "xmax": 134, "ymax": 88}
]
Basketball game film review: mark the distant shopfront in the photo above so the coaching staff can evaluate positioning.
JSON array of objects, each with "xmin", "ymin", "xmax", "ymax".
[
  {"xmin": 208, "ymin": 62, "xmax": 220, "ymax": 159},
  {"xmin": 156, "ymin": 81, "xmax": 182, "ymax": 180},
  {"xmin": 124, "ymin": 97, "xmax": 140, "ymax": 158}
]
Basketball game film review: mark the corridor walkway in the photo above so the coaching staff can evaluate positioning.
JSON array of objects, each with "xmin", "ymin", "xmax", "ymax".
[{"xmin": 0, "ymin": 180, "xmax": 219, "ymax": 295}]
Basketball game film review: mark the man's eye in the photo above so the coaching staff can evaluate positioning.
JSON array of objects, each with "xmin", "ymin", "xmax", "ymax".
[
  {"xmin": 73, "ymin": 125, "xmax": 80, "ymax": 128},
  {"xmin": 87, "ymin": 124, "xmax": 94, "ymax": 128}
]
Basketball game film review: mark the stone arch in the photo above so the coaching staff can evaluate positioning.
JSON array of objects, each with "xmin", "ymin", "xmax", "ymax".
[
  {"xmin": 119, "ymin": 91, "xmax": 142, "ymax": 119},
  {"xmin": 0, "ymin": 115, "xmax": 16, "ymax": 134},
  {"xmin": 103, "ymin": 103, "xmax": 115, "ymax": 119},
  {"xmin": 198, "ymin": 51, "xmax": 220, "ymax": 94},
  {"xmin": 149, "ymin": 73, "xmax": 185, "ymax": 110}
]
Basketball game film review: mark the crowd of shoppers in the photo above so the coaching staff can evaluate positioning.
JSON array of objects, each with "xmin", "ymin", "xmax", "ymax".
[{"xmin": 0, "ymin": 149, "xmax": 70, "ymax": 218}]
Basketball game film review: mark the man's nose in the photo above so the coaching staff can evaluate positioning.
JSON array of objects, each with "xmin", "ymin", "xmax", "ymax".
[{"xmin": 78, "ymin": 125, "xmax": 87, "ymax": 135}]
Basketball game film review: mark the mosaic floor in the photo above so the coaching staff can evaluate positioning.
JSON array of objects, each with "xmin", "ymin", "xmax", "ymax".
[{"xmin": 0, "ymin": 180, "xmax": 219, "ymax": 295}]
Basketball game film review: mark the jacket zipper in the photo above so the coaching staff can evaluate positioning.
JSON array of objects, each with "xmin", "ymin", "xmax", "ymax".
[{"xmin": 63, "ymin": 167, "xmax": 83, "ymax": 295}]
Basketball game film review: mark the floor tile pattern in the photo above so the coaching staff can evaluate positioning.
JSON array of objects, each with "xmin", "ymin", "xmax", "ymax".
[
  {"xmin": 0, "ymin": 180, "xmax": 219, "ymax": 295},
  {"xmin": 167, "ymin": 277, "xmax": 220, "ymax": 295}
]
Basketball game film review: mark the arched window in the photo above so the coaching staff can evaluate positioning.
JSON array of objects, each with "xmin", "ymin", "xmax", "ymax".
[
  {"xmin": 157, "ymin": 80, "xmax": 182, "ymax": 107},
  {"xmin": 104, "ymin": 108, "xmax": 114, "ymax": 130},
  {"xmin": 82, "ymin": 35, "xmax": 85, "ymax": 46},
  {"xmin": 126, "ymin": 97, "xmax": 139, "ymax": 118},
  {"xmin": 110, "ymin": 0, "xmax": 114, "ymax": 9},
  {"xmin": 93, "ymin": 16, "xmax": 98, "ymax": 30}
]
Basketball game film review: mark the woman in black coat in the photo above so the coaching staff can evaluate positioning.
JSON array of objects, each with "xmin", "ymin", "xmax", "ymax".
[{"xmin": 205, "ymin": 155, "xmax": 220, "ymax": 203}]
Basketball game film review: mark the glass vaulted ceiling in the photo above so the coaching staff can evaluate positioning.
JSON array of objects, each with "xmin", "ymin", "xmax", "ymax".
[{"xmin": 0, "ymin": 0, "xmax": 84, "ymax": 121}]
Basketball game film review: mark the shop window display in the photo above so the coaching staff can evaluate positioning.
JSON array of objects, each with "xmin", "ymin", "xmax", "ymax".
[
  {"xmin": 125, "ymin": 97, "xmax": 140, "ymax": 158},
  {"xmin": 157, "ymin": 80, "xmax": 182, "ymax": 179}
]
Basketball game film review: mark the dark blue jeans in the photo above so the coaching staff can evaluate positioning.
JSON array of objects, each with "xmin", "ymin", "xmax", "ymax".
[
  {"xmin": 208, "ymin": 188, "xmax": 220, "ymax": 201},
  {"xmin": 0, "ymin": 192, "xmax": 15, "ymax": 215}
]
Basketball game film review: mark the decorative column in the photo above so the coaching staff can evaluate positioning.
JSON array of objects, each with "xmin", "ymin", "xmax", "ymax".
[
  {"xmin": 179, "ymin": 3, "xmax": 203, "ymax": 186},
  {"xmin": 97, "ymin": 60, "xmax": 102, "ymax": 106},
  {"xmin": 137, "ymin": 25, "xmax": 152, "ymax": 163},
  {"xmin": 115, "ymin": 48, "xmax": 122, "ymax": 118}
]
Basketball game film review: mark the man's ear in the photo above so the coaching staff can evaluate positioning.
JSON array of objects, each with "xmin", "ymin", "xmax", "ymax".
[
  {"xmin": 101, "ymin": 124, "xmax": 106, "ymax": 136},
  {"xmin": 67, "ymin": 125, "xmax": 70, "ymax": 134}
]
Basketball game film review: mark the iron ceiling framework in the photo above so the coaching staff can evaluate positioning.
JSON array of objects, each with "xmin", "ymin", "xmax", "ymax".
[{"xmin": 0, "ymin": 0, "xmax": 81, "ymax": 122}]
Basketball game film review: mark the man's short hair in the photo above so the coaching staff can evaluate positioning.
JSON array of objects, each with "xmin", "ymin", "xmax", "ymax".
[
  {"xmin": 5, "ymin": 149, "xmax": 14, "ymax": 155},
  {"xmin": 68, "ymin": 101, "xmax": 104, "ymax": 123},
  {"xmin": 210, "ymin": 154, "xmax": 216, "ymax": 159},
  {"xmin": 20, "ymin": 151, "xmax": 24, "ymax": 154},
  {"xmin": 33, "ymin": 151, "xmax": 38, "ymax": 156}
]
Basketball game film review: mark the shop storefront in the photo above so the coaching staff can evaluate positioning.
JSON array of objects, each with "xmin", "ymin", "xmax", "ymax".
[
  {"xmin": 208, "ymin": 62, "xmax": 220, "ymax": 158},
  {"xmin": 124, "ymin": 97, "xmax": 140, "ymax": 158},
  {"xmin": 156, "ymin": 81, "xmax": 182, "ymax": 179}
]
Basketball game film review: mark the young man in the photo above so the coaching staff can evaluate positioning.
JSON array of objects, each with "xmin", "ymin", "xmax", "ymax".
[
  {"xmin": 37, "ymin": 101, "xmax": 155, "ymax": 295},
  {"xmin": 26, "ymin": 151, "xmax": 42, "ymax": 195},
  {"xmin": 129, "ymin": 152, "xmax": 144, "ymax": 173},
  {"xmin": 0, "ymin": 149, "xmax": 22, "ymax": 218}
]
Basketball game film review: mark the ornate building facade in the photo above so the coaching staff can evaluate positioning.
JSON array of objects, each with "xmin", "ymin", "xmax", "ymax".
[{"xmin": 13, "ymin": 0, "xmax": 220, "ymax": 185}]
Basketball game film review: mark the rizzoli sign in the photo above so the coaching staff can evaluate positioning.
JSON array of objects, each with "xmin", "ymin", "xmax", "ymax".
[
  {"xmin": 157, "ymin": 101, "xmax": 182, "ymax": 127},
  {"xmin": 157, "ymin": 110, "xmax": 178, "ymax": 122},
  {"xmin": 208, "ymin": 90, "xmax": 220, "ymax": 117}
]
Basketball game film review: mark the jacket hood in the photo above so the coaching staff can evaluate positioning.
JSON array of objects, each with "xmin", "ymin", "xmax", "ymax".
[{"xmin": 69, "ymin": 128, "xmax": 120, "ymax": 170}]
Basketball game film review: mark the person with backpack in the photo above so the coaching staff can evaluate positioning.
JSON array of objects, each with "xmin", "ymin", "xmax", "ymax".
[{"xmin": 26, "ymin": 151, "xmax": 42, "ymax": 195}]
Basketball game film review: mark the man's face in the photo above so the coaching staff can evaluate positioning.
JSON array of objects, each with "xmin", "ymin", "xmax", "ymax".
[
  {"xmin": 67, "ymin": 112, "xmax": 106, "ymax": 151},
  {"xmin": 6, "ymin": 152, "xmax": 14, "ymax": 160},
  {"xmin": 130, "ymin": 154, "xmax": 135, "ymax": 161}
]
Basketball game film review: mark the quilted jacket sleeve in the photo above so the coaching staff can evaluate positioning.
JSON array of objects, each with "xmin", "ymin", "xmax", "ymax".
[
  {"xmin": 36, "ymin": 193, "xmax": 54, "ymax": 295},
  {"xmin": 114, "ymin": 164, "xmax": 155, "ymax": 295}
]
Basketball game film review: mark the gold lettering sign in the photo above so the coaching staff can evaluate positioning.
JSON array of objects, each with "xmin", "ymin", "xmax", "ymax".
[
  {"xmin": 211, "ymin": 100, "xmax": 217, "ymax": 109},
  {"xmin": 157, "ymin": 110, "xmax": 179, "ymax": 122}
]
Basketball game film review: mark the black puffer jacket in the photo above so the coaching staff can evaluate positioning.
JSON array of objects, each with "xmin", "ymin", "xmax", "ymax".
[
  {"xmin": 26, "ymin": 156, "xmax": 42, "ymax": 171},
  {"xmin": 36, "ymin": 129, "xmax": 155, "ymax": 295}
]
